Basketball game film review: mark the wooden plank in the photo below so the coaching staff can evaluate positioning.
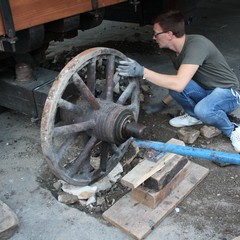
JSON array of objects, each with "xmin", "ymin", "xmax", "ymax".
[
  {"xmin": 0, "ymin": 200, "xmax": 19, "ymax": 240},
  {"xmin": 103, "ymin": 161, "xmax": 209, "ymax": 240},
  {"xmin": 132, "ymin": 161, "xmax": 190, "ymax": 208},
  {"xmin": 0, "ymin": 0, "xmax": 127, "ymax": 35},
  {"xmin": 121, "ymin": 138, "xmax": 185, "ymax": 189}
]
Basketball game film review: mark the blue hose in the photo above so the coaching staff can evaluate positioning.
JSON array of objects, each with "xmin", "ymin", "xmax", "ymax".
[{"xmin": 133, "ymin": 139, "xmax": 240, "ymax": 165}]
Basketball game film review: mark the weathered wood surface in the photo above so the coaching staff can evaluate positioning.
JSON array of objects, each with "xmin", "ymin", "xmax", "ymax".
[
  {"xmin": 144, "ymin": 155, "xmax": 188, "ymax": 191},
  {"xmin": 0, "ymin": 0, "xmax": 126, "ymax": 35}
]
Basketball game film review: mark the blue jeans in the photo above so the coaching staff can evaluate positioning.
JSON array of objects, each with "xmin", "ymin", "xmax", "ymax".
[{"xmin": 169, "ymin": 80, "xmax": 240, "ymax": 137}]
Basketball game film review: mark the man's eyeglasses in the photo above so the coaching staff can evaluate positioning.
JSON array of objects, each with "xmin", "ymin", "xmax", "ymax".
[{"xmin": 153, "ymin": 31, "xmax": 167, "ymax": 38}]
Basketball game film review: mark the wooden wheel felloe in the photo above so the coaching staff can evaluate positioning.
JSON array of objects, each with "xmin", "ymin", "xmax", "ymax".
[{"xmin": 41, "ymin": 47, "xmax": 144, "ymax": 186}]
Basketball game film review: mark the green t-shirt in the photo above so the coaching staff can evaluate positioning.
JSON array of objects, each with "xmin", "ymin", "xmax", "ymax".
[{"xmin": 170, "ymin": 34, "xmax": 239, "ymax": 91}]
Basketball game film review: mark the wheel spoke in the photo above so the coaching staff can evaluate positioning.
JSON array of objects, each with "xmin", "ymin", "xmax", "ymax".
[
  {"xmin": 72, "ymin": 73, "xmax": 100, "ymax": 110},
  {"xmin": 67, "ymin": 136, "xmax": 98, "ymax": 177},
  {"xmin": 106, "ymin": 55, "xmax": 115, "ymax": 101},
  {"xmin": 110, "ymin": 143, "xmax": 122, "ymax": 156},
  {"xmin": 116, "ymin": 81, "xmax": 136, "ymax": 105},
  {"xmin": 53, "ymin": 120, "xmax": 95, "ymax": 137},
  {"xmin": 99, "ymin": 142, "xmax": 111, "ymax": 172},
  {"xmin": 129, "ymin": 80, "xmax": 140, "ymax": 120},
  {"xmin": 57, "ymin": 133, "xmax": 79, "ymax": 163},
  {"xmin": 87, "ymin": 60, "xmax": 96, "ymax": 93},
  {"xmin": 58, "ymin": 98, "xmax": 83, "ymax": 114}
]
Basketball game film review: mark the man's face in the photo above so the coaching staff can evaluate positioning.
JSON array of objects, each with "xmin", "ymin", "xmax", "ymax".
[{"xmin": 153, "ymin": 23, "xmax": 169, "ymax": 49}]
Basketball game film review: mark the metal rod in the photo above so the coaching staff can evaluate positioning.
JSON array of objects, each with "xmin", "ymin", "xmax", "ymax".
[
  {"xmin": 133, "ymin": 139, "xmax": 240, "ymax": 165},
  {"xmin": 0, "ymin": 0, "xmax": 15, "ymax": 38}
]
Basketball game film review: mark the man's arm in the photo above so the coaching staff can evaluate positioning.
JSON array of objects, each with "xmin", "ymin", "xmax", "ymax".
[{"xmin": 143, "ymin": 64, "xmax": 199, "ymax": 92}]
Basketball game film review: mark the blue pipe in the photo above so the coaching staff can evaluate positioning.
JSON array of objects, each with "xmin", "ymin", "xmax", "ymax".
[{"xmin": 133, "ymin": 138, "xmax": 240, "ymax": 165}]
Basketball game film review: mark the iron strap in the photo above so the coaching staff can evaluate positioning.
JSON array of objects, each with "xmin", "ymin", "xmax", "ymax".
[
  {"xmin": 0, "ymin": 0, "xmax": 17, "ymax": 51},
  {"xmin": 0, "ymin": 0, "xmax": 15, "ymax": 38},
  {"xmin": 91, "ymin": 0, "xmax": 99, "ymax": 10}
]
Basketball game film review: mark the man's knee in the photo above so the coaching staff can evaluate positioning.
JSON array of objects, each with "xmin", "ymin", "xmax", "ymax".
[{"xmin": 194, "ymin": 102, "xmax": 212, "ymax": 121}]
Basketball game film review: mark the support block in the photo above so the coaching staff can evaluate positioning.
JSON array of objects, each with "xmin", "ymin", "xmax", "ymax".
[
  {"xmin": 132, "ymin": 161, "xmax": 190, "ymax": 208},
  {"xmin": 144, "ymin": 155, "xmax": 188, "ymax": 191},
  {"xmin": 121, "ymin": 138, "xmax": 185, "ymax": 189}
]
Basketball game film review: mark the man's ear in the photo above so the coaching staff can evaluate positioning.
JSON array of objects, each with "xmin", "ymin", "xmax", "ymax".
[{"xmin": 167, "ymin": 31, "xmax": 174, "ymax": 40}]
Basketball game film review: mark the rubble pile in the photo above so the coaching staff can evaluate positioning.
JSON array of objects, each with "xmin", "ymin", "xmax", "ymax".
[{"xmin": 38, "ymin": 142, "xmax": 141, "ymax": 217}]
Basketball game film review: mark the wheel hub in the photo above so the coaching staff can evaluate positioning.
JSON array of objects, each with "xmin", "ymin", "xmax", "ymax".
[
  {"xmin": 61, "ymin": 99, "xmax": 145, "ymax": 144},
  {"xmin": 93, "ymin": 101, "xmax": 141, "ymax": 144}
]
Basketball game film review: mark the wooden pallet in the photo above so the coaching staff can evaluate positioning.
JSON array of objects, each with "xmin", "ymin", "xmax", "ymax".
[
  {"xmin": 103, "ymin": 161, "xmax": 209, "ymax": 239},
  {"xmin": 103, "ymin": 138, "xmax": 209, "ymax": 240}
]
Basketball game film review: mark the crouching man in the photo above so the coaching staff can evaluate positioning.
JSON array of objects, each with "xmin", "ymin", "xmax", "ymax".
[{"xmin": 117, "ymin": 10, "xmax": 240, "ymax": 152}]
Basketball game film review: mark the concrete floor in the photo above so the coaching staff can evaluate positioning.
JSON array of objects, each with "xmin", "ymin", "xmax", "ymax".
[{"xmin": 1, "ymin": 0, "xmax": 240, "ymax": 239}]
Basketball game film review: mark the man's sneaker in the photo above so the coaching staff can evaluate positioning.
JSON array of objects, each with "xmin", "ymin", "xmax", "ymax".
[
  {"xmin": 230, "ymin": 126, "xmax": 240, "ymax": 152},
  {"xmin": 169, "ymin": 113, "xmax": 202, "ymax": 127}
]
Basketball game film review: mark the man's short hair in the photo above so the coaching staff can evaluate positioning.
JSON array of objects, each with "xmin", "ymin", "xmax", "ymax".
[{"xmin": 153, "ymin": 10, "xmax": 185, "ymax": 38}]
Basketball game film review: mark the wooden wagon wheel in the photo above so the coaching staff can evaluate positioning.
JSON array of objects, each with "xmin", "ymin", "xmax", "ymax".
[{"xmin": 41, "ymin": 47, "xmax": 144, "ymax": 186}]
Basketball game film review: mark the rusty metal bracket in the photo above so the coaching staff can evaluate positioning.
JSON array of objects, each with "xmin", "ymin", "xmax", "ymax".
[
  {"xmin": 0, "ymin": 0, "xmax": 17, "ymax": 51},
  {"xmin": 130, "ymin": 0, "xmax": 141, "ymax": 12}
]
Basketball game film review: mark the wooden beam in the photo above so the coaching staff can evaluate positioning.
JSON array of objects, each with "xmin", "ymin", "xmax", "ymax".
[
  {"xmin": 144, "ymin": 156, "xmax": 188, "ymax": 191},
  {"xmin": 132, "ymin": 161, "xmax": 190, "ymax": 208}
]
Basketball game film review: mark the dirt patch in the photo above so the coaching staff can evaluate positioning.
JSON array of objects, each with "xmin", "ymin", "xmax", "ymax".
[
  {"xmin": 36, "ymin": 165, "xmax": 130, "ymax": 218},
  {"xmin": 36, "ymin": 147, "xmax": 140, "ymax": 218}
]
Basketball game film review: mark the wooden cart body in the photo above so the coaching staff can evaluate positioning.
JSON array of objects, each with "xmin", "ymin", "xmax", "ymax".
[{"xmin": 0, "ymin": 0, "xmax": 127, "ymax": 35}]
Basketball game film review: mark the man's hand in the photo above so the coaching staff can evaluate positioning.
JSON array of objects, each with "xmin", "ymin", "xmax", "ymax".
[{"xmin": 117, "ymin": 58, "xmax": 144, "ymax": 78}]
